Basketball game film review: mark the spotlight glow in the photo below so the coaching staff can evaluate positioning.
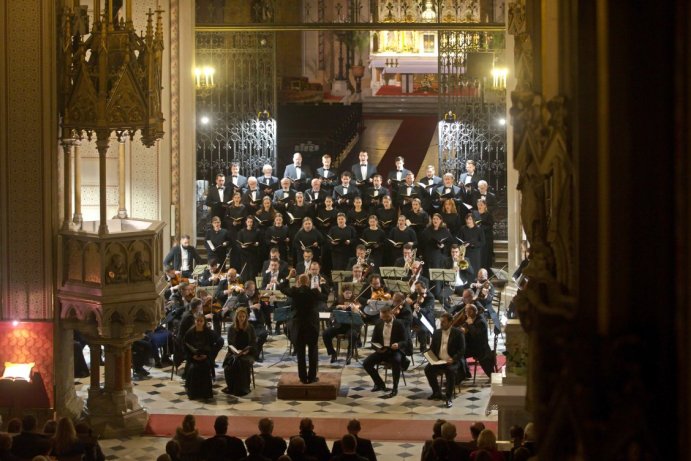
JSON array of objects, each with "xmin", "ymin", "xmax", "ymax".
[
  {"xmin": 11, "ymin": 320, "xmax": 19, "ymax": 327},
  {"xmin": 200, "ymin": 116, "xmax": 210, "ymax": 125},
  {"xmin": 498, "ymin": 118, "xmax": 506, "ymax": 126}
]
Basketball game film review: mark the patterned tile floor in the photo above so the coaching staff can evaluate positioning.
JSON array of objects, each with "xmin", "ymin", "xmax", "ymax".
[{"xmin": 79, "ymin": 328, "xmax": 505, "ymax": 460}]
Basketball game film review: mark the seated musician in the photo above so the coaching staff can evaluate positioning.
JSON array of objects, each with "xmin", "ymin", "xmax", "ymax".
[
  {"xmin": 406, "ymin": 280, "xmax": 436, "ymax": 354},
  {"xmin": 261, "ymin": 259, "xmax": 290, "ymax": 335},
  {"xmin": 296, "ymin": 248, "xmax": 315, "ymax": 275},
  {"xmin": 357, "ymin": 274, "xmax": 391, "ymax": 327},
  {"xmin": 459, "ymin": 304, "xmax": 495, "ymax": 381},
  {"xmin": 471, "ymin": 268, "xmax": 501, "ymax": 334},
  {"xmin": 236, "ymin": 280, "xmax": 268, "ymax": 361},
  {"xmin": 199, "ymin": 289, "xmax": 225, "ymax": 334},
  {"xmin": 323, "ymin": 284, "xmax": 362, "ymax": 364},
  {"xmin": 390, "ymin": 292, "xmax": 413, "ymax": 333},
  {"xmin": 424, "ymin": 313, "xmax": 465, "ymax": 409},
  {"xmin": 261, "ymin": 246, "xmax": 290, "ymax": 276},
  {"xmin": 406, "ymin": 260, "xmax": 429, "ymax": 293},
  {"xmin": 214, "ymin": 268, "xmax": 245, "ymax": 311},
  {"xmin": 346, "ymin": 244, "xmax": 376, "ymax": 277},
  {"xmin": 164, "ymin": 281, "xmax": 195, "ymax": 333},
  {"xmin": 344, "ymin": 264, "xmax": 367, "ymax": 284},
  {"xmin": 362, "ymin": 306, "xmax": 412, "ymax": 399},
  {"xmin": 222, "ymin": 307, "xmax": 257, "ymax": 397},
  {"xmin": 442, "ymin": 244, "xmax": 475, "ymax": 302},
  {"xmin": 198, "ymin": 259, "xmax": 224, "ymax": 287}
]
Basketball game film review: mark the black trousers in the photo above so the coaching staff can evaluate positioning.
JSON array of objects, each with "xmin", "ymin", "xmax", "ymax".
[
  {"xmin": 424, "ymin": 362, "xmax": 459, "ymax": 399},
  {"xmin": 323, "ymin": 324, "xmax": 358, "ymax": 356},
  {"xmin": 295, "ymin": 337, "xmax": 319, "ymax": 381},
  {"xmin": 363, "ymin": 349, "xmax": 403, "ymax": 390}
]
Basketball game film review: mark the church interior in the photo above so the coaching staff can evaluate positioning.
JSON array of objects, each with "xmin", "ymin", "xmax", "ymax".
[{"xmin": 0, "ymin": 0, "xmax": 690, "ymax": 460}]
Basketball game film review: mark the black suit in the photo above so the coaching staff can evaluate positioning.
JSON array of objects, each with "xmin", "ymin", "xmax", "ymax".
[
  {"xmin": 464, "ymin": 315, "xmax": 495, "ymax": 378},
  {"xmin": 202, "ymin": 434, "xmax": 248, "ymax": 461},
  {"xmin": 279, "ymin": 281, "xmax": 323, "ymax": 381},
  {"xmin": 295, "ymin": 431, "xmax": 330, "ymax": 461},
  {"xmin": 351, "ymin": 163, "xmax": 378, "ymax": 185},
  {"xmin": 207, "ymin": 185, "xmax": 233, "ymax": 220},
  {"xmin": 363, "ymin": 318, "xmax": 411, "ymax": 390},
  {"xmin": 409, "ymin": 290, "xmax": 435, "ymax": 353},
  {"xmin": 284, "ymin": 164, "xmax": 313, "ymax": 191},
  {"xmin": 386, "ymin": 168, "xmax": 411, "ymax": 185},
  {"xmin": 333, "ymin": 184, "xmax": 360, "ymax": 209},
  {"xmin": 316, "ymin": 167, "xmax": 338, "ymax": 191},
  {"xmin": 228, "ymin": 174, "xmax": 248, "ymax": 192},
  {"xmin": 163, "ymin": 244, "xmax": 203, "ymax": 277},
  {"xmin": 10, "ymin": 432, "xmax": 51, "ymax": 459},
  {"xmin": 424, "ymin": 327, "xmax": 465, "ymax": 399},
  {"xmin": 331, "ymin": 435, "xmax": 377, "ymax": 461},
  {"xmin": 258, "ymin": 434, "xmax": 287, "ymax": 461}
]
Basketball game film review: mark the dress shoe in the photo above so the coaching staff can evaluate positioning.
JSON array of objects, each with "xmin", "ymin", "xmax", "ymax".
[
  {"xmin": 381, "ymin": 389, "xmax": 398, "ymax": 399},
  {"xmin": 371, "ymin": 383, "xmax": 388, "ymax": 392},
  {"xmin": 444, "ymin": 400, "xmax": 453, "ymax": 408},
  {"xmin": 300, "ymin": 378, "xmax": 310, "ymax": 384},
  {"xmin": 221, "ymin": 387, "xmax": 232, "ymax": 394},
  {"xmin": 309, "ymin": 377, "xmax": 320, "ymax": 384},
  {"xmin": 330, "ymin": 353, "xmax": 337, "ymax": 363},
  {"xmin": 428, "ymin": 393, "xmax": 442, "ymax": 401},
  {"xmin": 345, "ymin": 356, "xmax": 352, "ymax": 365}
]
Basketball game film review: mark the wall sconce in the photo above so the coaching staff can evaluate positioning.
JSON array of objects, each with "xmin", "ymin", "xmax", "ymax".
[{"xmin": 491, "ymin": 67, "xmax": 508, "ymax": 89}]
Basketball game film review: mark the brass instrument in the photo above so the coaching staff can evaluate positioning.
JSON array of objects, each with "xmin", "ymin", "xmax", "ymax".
[{"xmin": 455, "ymin": 244, "xmax": 470, "ymax": 271}]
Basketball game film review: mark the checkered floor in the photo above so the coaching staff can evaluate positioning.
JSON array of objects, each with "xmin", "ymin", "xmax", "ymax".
[{"xmin": 78, "ymin": 326, "xmax": 505, "ymax": 461}]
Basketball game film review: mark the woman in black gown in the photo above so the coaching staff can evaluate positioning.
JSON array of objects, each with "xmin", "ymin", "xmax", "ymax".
[
  {"xmin": 222, "ymin": 307, "xmax": 256, "ymax": 396},
  {"xmin": 328, "ymin": 213, "xmax": 358, "ymax": 271},
  {"xmin": 421, "ymin": 213, "xmax": 453, "ymax": 269},
  {"xmin": 183, "ymin": 313, "xmax": 216, "ymax": 400},
  {"xmin": 264, "ymin": 213, "xmax": 290, "ymax": 262},
  {"xmin": 475, "ymin": 199, "xmax": 495, "ymax": 272},
  {"xmin": 375, "ymin": 195, "xmax": 398, "ymax": 234},
  {"xmin": 459, "ymin": 213, "xmax": 486, "ymax": 274},
  {"xmin": 388, "ymin": 214, "xmax": 418, "ymax": 264},
  {"xmin": 315, "ymin": 196, "xmax": 338, "ymax": 234},
  {"xmin": 237, "ymin": 280, "xmax": 268, "ymax": 361},
  {"xmin": 237, "ymin": 216, "xmax": 261, "ymax": 280},
  {"xmin": 361, "ymin": 215, "xmax": 386, "ymax": 269},
  {"xmin": 440, "ymin": 198, "xmax": 463, "ymax": 235},
  {"xmin": 347, "ymin": 196, "xmax": 369, "ymax": 237},
  {"xmin": 406, "ymin": 198, "xmax": 430, "ymax": 242},
  {"xmin": 225, "ymin": 191, "xmax": 247, "ymax": 270}
]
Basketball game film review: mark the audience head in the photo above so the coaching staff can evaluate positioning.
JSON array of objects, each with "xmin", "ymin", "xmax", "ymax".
[
  {"xmin": 53, "ymin": 417, "xmax": 78, "ymax": 455},
  {"xmin": 512, "ymin": 447, "xmax": 532, "ymax": 461},
  {"xmin": 165, "ymin": 440, "xmax": 181, "ymax": 460},
  {"xmin": 299, "ymin": 418, "xmax": 314, "ymax": 433},
  {"xmin": 341, "ymin": 434, "xmax": 358, "ymax": 454},
  {"xmin": 214, "ymin": 415, "xmax": 228, "ymax": 435},
  {"xmin": 7, "ymin": 417, "xmax": 21, "ymax": 433},
  {"xmin": 31, "ymin": 457, "xmax": 50, "ymax": 461},
  {"xmin": 347, "ymin": 418, "xmax": 362, "ymax": 435},
  {"xmin": 43, "ymin": 419, "xmax": 57, "ymax": 435},
  {"xmin": 245, "ymin": 434, "xmax": 265, "ymax": 455},
  {"xmin": 441, "ymin": 422, "xmax": 457, "ymax": 441},
  {"xmin": 510, "ymin": 425, "xmax": 525, "ymax": 443},
  {"xmin": 0, "ymin": 433, "xmax": 12, "ymax": 452},
  {"xmin": 156, "ymin": 455, "xmax": 172, "ymax": 461},
  {"xmin": 432, "ymin": 419, "xmax": 447, "ymax": 439},
  {"xmin": 477, "ymin": 429, "xmax": 498, "ymax": 451},
  {"xmin": 473, "ymin": 449, "xmax": 493, "ymax": 461},
  {"xmin": 181, "ymin": 414, "xmax": 196, "ymax": 433},
  {"xmin": 288, "ymin": 436, "xmax": 306, "ymax": 454},
  {"xmin": 523, "ymin": 422, "xmax": 535, "ymax": 442},
  {"xmin": 431, "ymin": 438, "xmax": 449, "ymax": 459},
  {"xmin": 22, "ymin": 414, "xmax": 38, "ymax": 432},
  {"xmin": 258, "ymin": 417, "xmax": 274, "ymax": 435},
  {"xmin": 470, "ymin": 422, "xmax": 486, "ymax": 440}
]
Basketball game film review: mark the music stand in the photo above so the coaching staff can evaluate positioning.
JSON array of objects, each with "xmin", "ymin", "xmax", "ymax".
[
  {"xmin": 429, "ymin": 269, "xmax": 457, "ymax": 283},
  {"xmin": 259, "ymin": 290, "xmax": 288, "ymax": 301},
  {"xmin": 269, "ymin": 305, "xmax": 294, "ymax": 366},
  {"xmin": 331, "ymin": 270, "xmax": 350, "ymax": 282},
  {"xmin": 384, "ymin": 279, "xmax": 411, "ymax": 294},
  {"xmin": 333, "ymin": 310, "xmax": 364, "ymax": 364},
  {"xmin": 379, "ymin": 266, "xmax": 408, "ymax": 279},
  {"xmin": 191, "ymin": 264, "xmax": 208, "ymax": 277}
]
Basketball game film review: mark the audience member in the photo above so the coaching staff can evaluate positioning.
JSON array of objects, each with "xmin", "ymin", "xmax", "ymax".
[
  {"xmin": 294, "ymin": 418, "xmax": 329, "ymax": 461},
  {"xmin": 330, "ymin": 434, "xmax": 368, "ymax": 461},
  {"xmin": 472, "ymin": 449, "xmax": 493, "ymax": 461},
  {"xmin": 440, "ymin": 422, "xmax": 470, "ymax": 461},
  {"xmin": 172, "ymin": 415, "xmax": 204, "ymax": 461},
  {"xmin": 0, "ymin": 433, "xmax": 18, "ymax": 461},
  {"xmin": 242, "ymin": 435, "xmax": 270, "ymax": 461},
  {"xmin": 420, "ymin": 419, "xmax": 447, "ymax": 461},
  {"xmin": 470, "ymin": 429, "xmax": 504, "ymax": 461},
  {"xmin": 10, "ymin": 415, "xmax": 51, "ymax": 459},
  {"xmin": 50, "ymin": 417, "xmax": 86, "ymax": 460},
  {"xmin": 165, "ymin": 440, "xmax": 182, "ymax": 461},
  {"xmin": 429, "ymin": 438, "xmax": 449, "ymax": 461},
  {"xmin": 330, "ymin": 419, "xmax": 376, "ymax": 461},
  {"xmin": 257, "ymin": 418, "xmax": 287, "ymax": 461},
  {"xmin": 522, "ymin": 423, "xmax": 536, "ymax": 456},
  {"xmin": 458, "ymin": 422, "xmax": 485, "ymax": 452},
  {"xmin": 75, "ymin": 422, "xmax": 105, "ymax": 461},
  {"xmin": 201, "ymin": 416, "xmax": 247, "ymax": 461},
  {"xmin": 512, "ymin": 447, "xmax": 531, "ymax": 461},
  {"xmin": 42, "ymin": 420, "xmax": 57, "ymax": 436},
  {"xmin": 156, "ymin": 455, "xmax": 172, "ymax": 461},
  {"xmin": 286, "ymin": 436, "xmax": 316, "ymax": 461},
  {"xmin": 5, "ymin": 419, "xmax": 21, "ymax": 434}
]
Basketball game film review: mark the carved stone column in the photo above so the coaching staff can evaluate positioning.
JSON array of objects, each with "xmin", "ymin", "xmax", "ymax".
[
  {"xmin": 73, "ymin": 140, "xmax": 83, "ymax": 228},
  {"xmin": 116, "ymin": 137, "xmax": 128, "ymax": 219},
  {"xmin": 62, "ymin": 139, "xmax": 73, "ymax": 231},
  {"xmin": 96, "ymin": 134, "xmax": 110, "ymax": 235}
]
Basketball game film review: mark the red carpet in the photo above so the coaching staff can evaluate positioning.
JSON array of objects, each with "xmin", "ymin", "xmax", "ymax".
[
  {"xmin": 145, "ymin": 414, "xmax": 497, "ymax": 442},
  {"xmin": 377, "ymin": 116, "xmax": 438, "ymax": 177}
]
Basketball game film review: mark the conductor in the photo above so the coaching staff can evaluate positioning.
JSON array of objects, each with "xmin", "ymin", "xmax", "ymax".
[{"xmin": 280, "ymin": 271, "xmax": 323, "ymax": 384}]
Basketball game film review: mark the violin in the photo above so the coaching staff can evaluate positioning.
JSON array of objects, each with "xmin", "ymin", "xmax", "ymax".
[
  {"xmin": 169, "ymin": 273, "xmax": 190, "ymax": 287},
  {"xmin": 451, "ymin": 309, "xmax": 468, "ymax": 328},
  {"xmin": 371, "ymin": 287, "xmax": 392, "ymax": 301}
]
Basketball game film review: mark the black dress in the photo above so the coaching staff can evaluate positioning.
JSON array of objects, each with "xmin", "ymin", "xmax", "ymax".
[
  {"xmin": 223, "ymin": 325, "xmax": 257, "ymax": 396},
  {"xmin": 407, "ymin": 210, "xmax": 430, "ymax": 242},
  {"xmin": 459, "ymin": 225, "xmax": 485, "ymax": 273},
  {"xmin": 293, "ymin": 228, "xmax": 325, "ymax": 264},
  {"xmin": 376, "ymin": 207, "xmax": 398, "ymax": 234},
  {"xmin": 225, "ymin": 204, "xmax": 248, "ymax": 269},
  {"xmin": 237, "ymin": 227, "xmax": 261, "ymax": 279},
  {"xmin": 315, "ymin": 207, "xmax": 338, "ymax": 233},
  {"xmin": 440, "ymin": 212, "xmax": 462, "ymax": 235},
  {"xmin": 421, "ymin": 226, "xmax": 453, "ymax": 269},
  {"xmin": 477, "ymin": 210, "xmax": 495, "ymax": 271},
  {"xmin": 265, "ymin": 225, "xmax": 291, "ymax": 262},
  {"xmin": 347, "ymin": 208, "xmax": 369, "ymax": 237},
  {"xmin": 360, "ymin": 227, "xmax": 386, "ymax": 268},
  {"xmin": 328, "ymin": 225, "xmax": 358, "ymax": 270},
  {"xmin": 183, "ymin": 326, "xmax": 216, "ymax": 400}
]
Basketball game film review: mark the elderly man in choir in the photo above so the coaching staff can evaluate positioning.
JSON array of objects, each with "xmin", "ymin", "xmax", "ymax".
[{"xmin": 424, "ymin": 313, "xmax": 466, "ymax": 408}]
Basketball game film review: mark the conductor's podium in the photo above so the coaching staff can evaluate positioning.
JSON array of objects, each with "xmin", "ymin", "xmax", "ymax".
[{"xmin": 277, "ymin": 372, "xmax": 340, "ymax": 400}]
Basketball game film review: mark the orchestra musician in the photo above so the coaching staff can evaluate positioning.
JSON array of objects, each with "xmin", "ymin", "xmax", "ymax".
[
  {"xmin": 346, "ymin": 245, "xmax": 376, "ymax": 278},
  {"xmin": 199, "ymin": 259, "xmax": 224, "ymax": 288},
  {"xmin": 471, "ymin": 268, "xmax": 501, "ymax": 334},
  {"xmin": 296, "ymin": 248, "xmax": 315, "ymax": 275},
  {"xmin": 358, "ymin": 273, "xmax": 393, "ymax": 329},
  {"xmin": 261, "ymin": 259, "xmax": 290, "ymax": 335},
  {"xmin": 406, "ymin": 280, "xmax": 436, "ymax": 354},
  {"xmin": 456, "ymin": 304, "xmax": 495, "ymax": 381},
  {"xmin": 236, "ymin": 280, "xmax": 268, "ymax": 361},
  {"xmin": 163, "ymin": 235, "xmax": 203, "ymax": 279},
  {"xmin": 443, "ymin": 244, "xmax": 474, "ymax": 298},
  {"xmin": 261, "ymin": 246, "xmax": 290, "ymax": 277},
  {"xmin": 307, "ymin": 261, "xmax": 330, "ymax": 312},
  {"xmin": 362, "ymin": 305, "xmax": 411, "ymax": 399},
  {"xmin": 424, "ymin": 312, "xmax": 465, "ymax": 408},
  {"xmin": 214, "ymin": 268, "xmax": 244, "ymax": 313},
  {"xmin": 323, "ymin": 284, "xmax": 362, "ymax": 365},
  {"xmin": 389, "ymin": 292, "xmax": 413, "ymax": 333},
  {"xmin": 345, "ymin": 264, "xmax": 367, "ymax": 284}
]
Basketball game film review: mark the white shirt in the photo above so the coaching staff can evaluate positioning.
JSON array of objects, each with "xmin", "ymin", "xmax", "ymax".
[
  {"xmin": 383, "ymin": 321, "xmax": 393, "ymax": 347},
  {"xmin": 264, "ymin": 177, "xmax": 271, "ymax": 185},
  {"xmin": 295, "ymin": 166, "xmax": 301, "ymax": 179},
  {"xmin": 464, "ymin": 175, "xmax": 472, "ymax": 185},
  {"xmin": 373, "ymin": 189, "xmax": 379, "ymax": 197},
  {"xmin": 396, "ymin": 170, "xmax": 402, "ymax": 181},
  {"xmin": 438, "ymin": 329, "xmax": 451, "ymax": 361},
  {"xmin": 360, "ymin": 164, "xmax": 367, "ymax": 180},
  {"xmin": 232, "ymin": 176, "xmax": 239, "ymax": 186},
  {"xmin": 180, "ymin": 246, "xmax": 190, "ymax": 271},
  {"xmin": 283, "ymin": 190, "xmax": 290, "ymax": 198},
  {"xmin": 313, "ymin": 191, "xmax": 319, "ymax": 200},
  {"xmin": 322, "ymin": 168, "xmax": 330, "ymax": 177},
  {"xmin": 406, "ymin": 186, "xmax": 412, "ymax": 196}
]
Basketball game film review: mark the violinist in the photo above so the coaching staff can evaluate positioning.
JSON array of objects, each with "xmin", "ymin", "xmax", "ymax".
[
  {"xmin": 357, "ymin": 274, "xmax": 391, "ymax": 327},
  {"xmin": 389, "ymin": 292, "xmax": 413, "ymax": 332},
  {"xmin": 323, "ymin": 284, "xmax": 362, "ymax": 365},
  {"xmin": 406, "ymin": 280, "xmax": 435, "ymax": 354},
  {"xmin": 406, "ymin": 261, "xmax": 429, "ymax": 293},
  {"xmin": 214, "ymin": 269, "xmax": 244, "ymax": 310},
  {"xmin": 471, "ymin": 268, "xmax": 501, "ymax": 334},
  {"xmin": 236, "ymin": 280, "xmax": 268, "ymax": 361},
  {"xmin": 458, "ymin": 304, "xmax": 495, "ymax": 381},
  {"xmin": 198, "ymin": 259, "xmax": 224, "ymax": 288},
  {"xmin": 199, "ymin": 289, "xmax": 225, "ymax": 333}
]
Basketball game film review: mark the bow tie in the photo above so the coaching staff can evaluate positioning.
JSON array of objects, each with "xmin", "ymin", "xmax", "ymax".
[
  {"xmin": 361, "ymin": 164, "xmax": 367, "ymax": 167},
  {"xmin": 218, "ymin": 187, "xmax": 224, "ymax": 190}
]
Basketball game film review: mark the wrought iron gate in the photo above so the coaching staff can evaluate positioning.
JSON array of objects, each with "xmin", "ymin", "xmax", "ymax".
[{"xmin": 195, "ymin": 31, "xmax": 277, "ymax": 235}]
